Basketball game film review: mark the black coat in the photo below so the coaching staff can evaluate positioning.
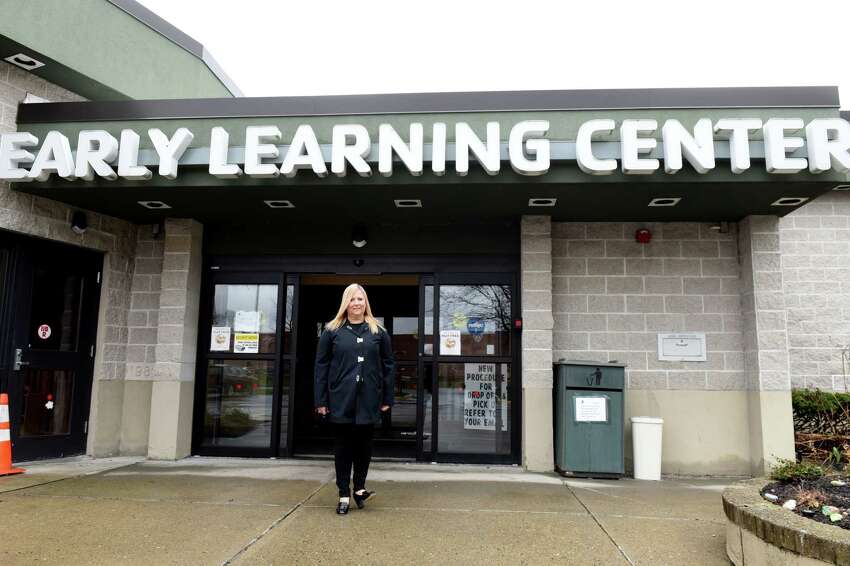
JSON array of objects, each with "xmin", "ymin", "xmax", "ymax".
[{"xmin": 314, "ymin": 321, "xmax": 395, "ymax": 425}]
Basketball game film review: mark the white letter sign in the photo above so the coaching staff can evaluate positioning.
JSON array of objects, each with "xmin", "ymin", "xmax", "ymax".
[
  {"xmin": 508, "ymin": 120, "xmax": 550, "ymax": 176},
  {"xmin": 620, "ymin": 119, "xmax": 659, "ymax": 174}
]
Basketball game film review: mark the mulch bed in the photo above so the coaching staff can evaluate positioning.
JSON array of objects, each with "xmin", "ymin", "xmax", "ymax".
[{"xmin": 761, "ymin": 476, "xmax": 850, "ymax": 530}]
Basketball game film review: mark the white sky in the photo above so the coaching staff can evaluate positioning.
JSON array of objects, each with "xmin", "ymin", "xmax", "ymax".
[{"xmin": 137, "ymin": 0, "xmax": 850, "ymax": 106}]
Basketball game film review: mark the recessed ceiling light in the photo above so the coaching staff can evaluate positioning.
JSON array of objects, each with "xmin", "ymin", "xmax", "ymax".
[
  {"xmin": 771, "ymin": 197, "xmax": 809, "ymax": 207},
  {"xmin": 264, "ymin": 200, "xmax": 294, "ymax": 208},
  {"xmin": 648, "ymin": 197, "xmax": 681, "ymax": 207},
  {"xmin": 4, "ymin": 53, "xmax": 45, "ymax": 71},
  {"xmin": 833, "ymin": 185, "xmax": 850, "ymax": 191},
  {"xmin": 528, "ymin": 198, "xmax": 557, "ymax": 207},
  {"xmin": 394, "ymin": 199, "xmax": 422, "ymax": 208},
  {"xmin": 138, "ymin": 201, "xmax": 171, "ymax": 210}
]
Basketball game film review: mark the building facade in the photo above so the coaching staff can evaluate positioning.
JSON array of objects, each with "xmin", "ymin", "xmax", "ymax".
[{"xmin": 2, "ymin": 0, "xmax": 849, "ymax": 477}]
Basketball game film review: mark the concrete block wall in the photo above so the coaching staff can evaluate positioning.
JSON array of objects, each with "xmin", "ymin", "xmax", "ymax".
[
  {"xmin": 119, "ymin": 225, "xmax": 163, "ymax": 454},
  {"xmin": 780, "ymin": 191, "xmax": 850, "ymax": 392},
  {"xmin": 739, "ymin": 216, "xmax": 795, "ymax": 475},
  {"xmin": 128, "ymin": 225, "xmax": 165, "ymax": 370},
  {"xmin": 548, "ymin": 221, "xmax": 766, "ymax": 476},
  {"xmin": 551, "ymin": 221, "xmax": 745, "ymax": 390},
  {"xmin": 147, "ymin": 219, "xmax": 203, "ymax": 459},
  {"xmin": 520, "ymin": 216, "xmax": 554, "ymax": 472},
  {"xmin": 0, "ymin": 60, "xmax": 142, "ymax": 457}
]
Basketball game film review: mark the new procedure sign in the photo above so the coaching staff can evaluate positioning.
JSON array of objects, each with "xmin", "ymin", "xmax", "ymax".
[{"xmin": 2, "ymin": 118, "xmax": 850, "ymax": 182}]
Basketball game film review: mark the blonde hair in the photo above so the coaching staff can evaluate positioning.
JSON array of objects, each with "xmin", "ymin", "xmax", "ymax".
[{"xmin": 326, "ymin": 283, "xmax": 382, "ymax": 334}]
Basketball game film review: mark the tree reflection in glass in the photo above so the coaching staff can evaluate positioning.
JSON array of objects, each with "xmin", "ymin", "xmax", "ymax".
[{"xmin": 439, "ymin": 285, "xmax": 511, "ymax": 357}]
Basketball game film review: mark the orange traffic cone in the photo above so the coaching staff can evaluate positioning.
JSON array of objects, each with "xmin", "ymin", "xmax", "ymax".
[{"xmin": 0, "ymin": 393, "xmax": 25, "ymax": 476}]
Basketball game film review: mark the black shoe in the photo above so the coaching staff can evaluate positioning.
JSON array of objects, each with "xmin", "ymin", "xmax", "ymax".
[
  {"xmin": 336, "ymin": 499, "xmax": 350, "ymax": 515},
  {"xmin": 353, "ymin": 490, "xmax": 376, "ymax": 509}
]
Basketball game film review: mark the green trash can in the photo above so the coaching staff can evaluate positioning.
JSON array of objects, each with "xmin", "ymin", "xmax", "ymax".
[{"xmin": 554, "ymin": 360, "xmax": 625, "ymax": 478}]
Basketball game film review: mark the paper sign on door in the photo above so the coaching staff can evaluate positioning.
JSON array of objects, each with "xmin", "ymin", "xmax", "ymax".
[
  {"xmin": 234, "ymin": 311, "xmax": 260, "ymax": 333},
  {"xmin": 234, "ymin": 333, "xmax": 259, "ymax": 354},
  {"xmin": 440, "ymin": 330, "xmax": 461, "ymax": 356},
  {"xmin": 210, "ymin": 327, "xmax": 231, "ymax": 351}
]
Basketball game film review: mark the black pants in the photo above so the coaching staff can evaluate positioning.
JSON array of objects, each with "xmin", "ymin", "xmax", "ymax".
[{"xmin": 333, "ymin": 423, "xmax": 374, "ymax": 497}]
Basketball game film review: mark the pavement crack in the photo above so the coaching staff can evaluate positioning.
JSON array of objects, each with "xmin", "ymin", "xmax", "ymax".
[
  {"xmin": 0, "ymin": 460, "xmax": 140, "ymax": 496},
  {"xmin": 564, "ymin": 482, "xmax": 636, "ymax": 566},
  {"xmin": 220, "ymin": 479, "xmax": 330, "ymax": 566}
]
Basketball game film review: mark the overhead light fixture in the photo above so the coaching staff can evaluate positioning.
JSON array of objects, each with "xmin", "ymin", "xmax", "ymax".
[
  {"xmin": 833, "ymin": 185, "xmax": 850, "ymax": 191},
  {"xmin": 394, "ymin": 199, "xmax": 422, "ymax": 208},
  {"xmin": 528, "ymin": 198, "xmax": 557, "ymax": 207},
  {"xmin": 264, "ymin": 200, "xmax": 294, "ymax": 208},
  {"xmin": 70, "ymin": 211, "xmax": 87, "ymax": 235},
  {"xmin": 648, "ymin": 197, "xmax": 681, "ymax": 207},
  {"xmin": 352, "ymin": 225, "xmax": 368, "ymax": 248},
  {"xmin": 4, "ymin": 53, "xmax": 45, "ymax": 71},
  {"xmin": 771, "ymin": 197, "xmax": 809, "ymax": 207},
  {"xmin": 138, "ymin": 201, "xmax": 171, "ymax": 210}
]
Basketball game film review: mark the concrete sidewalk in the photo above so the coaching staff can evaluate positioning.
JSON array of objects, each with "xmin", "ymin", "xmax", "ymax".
[{"xmin": 0, "ymin": 457, "xmax": 732, "ymax": 565}]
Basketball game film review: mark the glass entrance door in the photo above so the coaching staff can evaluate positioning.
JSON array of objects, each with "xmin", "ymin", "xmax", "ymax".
[
  {"xmin": 4, "ymin": 239, "xmax": 102, "ymax": 461},
  {"xmin": 292, "ymin": 275, "xmax": 421, "ymax": 459},
  {"xmin": 194, "ymin": 267, "xmax": 519, "ymax": 464},
  {"xmin": 193, "ymin": 273, "xmax": 295, "ymax": 456},
  {"xmin": 425, "ymin": 274, "xmax": 519, "ymax": 463}
]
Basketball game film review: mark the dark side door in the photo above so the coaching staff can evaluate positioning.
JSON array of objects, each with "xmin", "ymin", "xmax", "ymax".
[{"xmin": 0, "ymin": 234, "xmax": 102, "ymax": 462}]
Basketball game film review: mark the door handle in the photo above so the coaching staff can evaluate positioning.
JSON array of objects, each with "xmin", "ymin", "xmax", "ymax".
[{"xmin": 13, "ymin": 348, "xmax": 30, "ymax": 371}]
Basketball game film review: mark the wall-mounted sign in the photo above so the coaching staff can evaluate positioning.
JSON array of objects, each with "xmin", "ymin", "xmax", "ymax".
[
  {"xmin": 2, "ymin": 117, "xmax": 849, "ymax": 182},
  {"xmin": 657, "ymin": 333, "xmax": 707, "ymax": 362}
]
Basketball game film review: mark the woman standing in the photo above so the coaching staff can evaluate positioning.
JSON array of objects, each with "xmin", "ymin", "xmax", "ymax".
[{"xmin": 314, "ymin": 283, "xmax": 395, "ymax": 515}]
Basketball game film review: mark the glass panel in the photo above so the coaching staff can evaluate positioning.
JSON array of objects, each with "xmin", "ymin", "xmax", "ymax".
[
  {"xmin": 423, "ymin": 285, "xmax": 434, "ymax": 357},
  {"xmin": 391, "ymin": 316, "xmax": 418, "ymax": 361},
  {"xmin": 422, "ymin": 362, "xmax": 434, "ymax": 456},
  {"xmin": 202, "ymin": 359, "xmax": 274, "ymax": 448},
  {"xmin": 211, "ymin": 284, "xmax": 278, "ymax": 354},
  {"xmin": 29, "ymin": 266, "xmax": 82, "ymax": 351},
  {"xmin": 279, "ymin": 361, "xmax": 291, "ymax": 451},
  {"xmin": 20, "ymin": 368, "xmax": 74, "ymax": 436},
  {"xmin": 392, "ymin": 364, "xmax": 418, "ymax": 432},
  {"xmin": 284, "ymin": 284, "xmax": 294, "ymax": 354},
  {"xmin": 438, "ymin": 285, "xmax": 511, "ymax": 357},
  {"xmin": 437, "ymin": 362, "xmax": 511, "ymax": 455}
]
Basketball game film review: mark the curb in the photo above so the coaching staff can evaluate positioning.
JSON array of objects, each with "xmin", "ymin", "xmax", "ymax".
[{"xmin": 722, "ymin": 478, "xmax": 850, "ymax": 565}]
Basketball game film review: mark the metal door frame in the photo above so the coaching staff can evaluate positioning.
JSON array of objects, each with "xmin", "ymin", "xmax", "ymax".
[
  {"xmin": 195, "ymin": 254, "xmax": 520, "ymax": 464},
  {"xmin": 192, "ymin": 271, "xmax": 289, "ymax": 458},
  {"xmin": 427, "ymin": 272, "xmax": 521, "ymax": 465}
]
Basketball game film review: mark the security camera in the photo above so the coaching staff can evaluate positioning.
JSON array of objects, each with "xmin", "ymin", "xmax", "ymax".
[
  {"xmin": 70, "ymin": 211, "xmax": 87, "ymax": 235},
  {"xmin": 352, "ymin": 226, "xmax": 367, "ymax": 248}
]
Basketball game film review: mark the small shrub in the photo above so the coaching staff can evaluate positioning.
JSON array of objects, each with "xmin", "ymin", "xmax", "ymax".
[
  {"xmin": 792, "ymin": 389, "xmax": 850, "ymax": 435},
  {"xmin": 793, "ymin": 485, "xmax": 827, "ymax": 509},
  {"xmin": 770, "ymin": 458, "xmax": 824, "ymax": 482},
  {"xmin": 827, "ymin": 446, "xmax": 844, "ymax": 468}
]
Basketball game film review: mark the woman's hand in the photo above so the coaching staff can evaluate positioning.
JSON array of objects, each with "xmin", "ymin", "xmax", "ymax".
[
  {"xmin": 380, "ymin": 405, "xmax": 390, "ymax": 412},
  {"xmin": 316, "ymin": 406, "xmax": 328, "ymax": 416}
]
